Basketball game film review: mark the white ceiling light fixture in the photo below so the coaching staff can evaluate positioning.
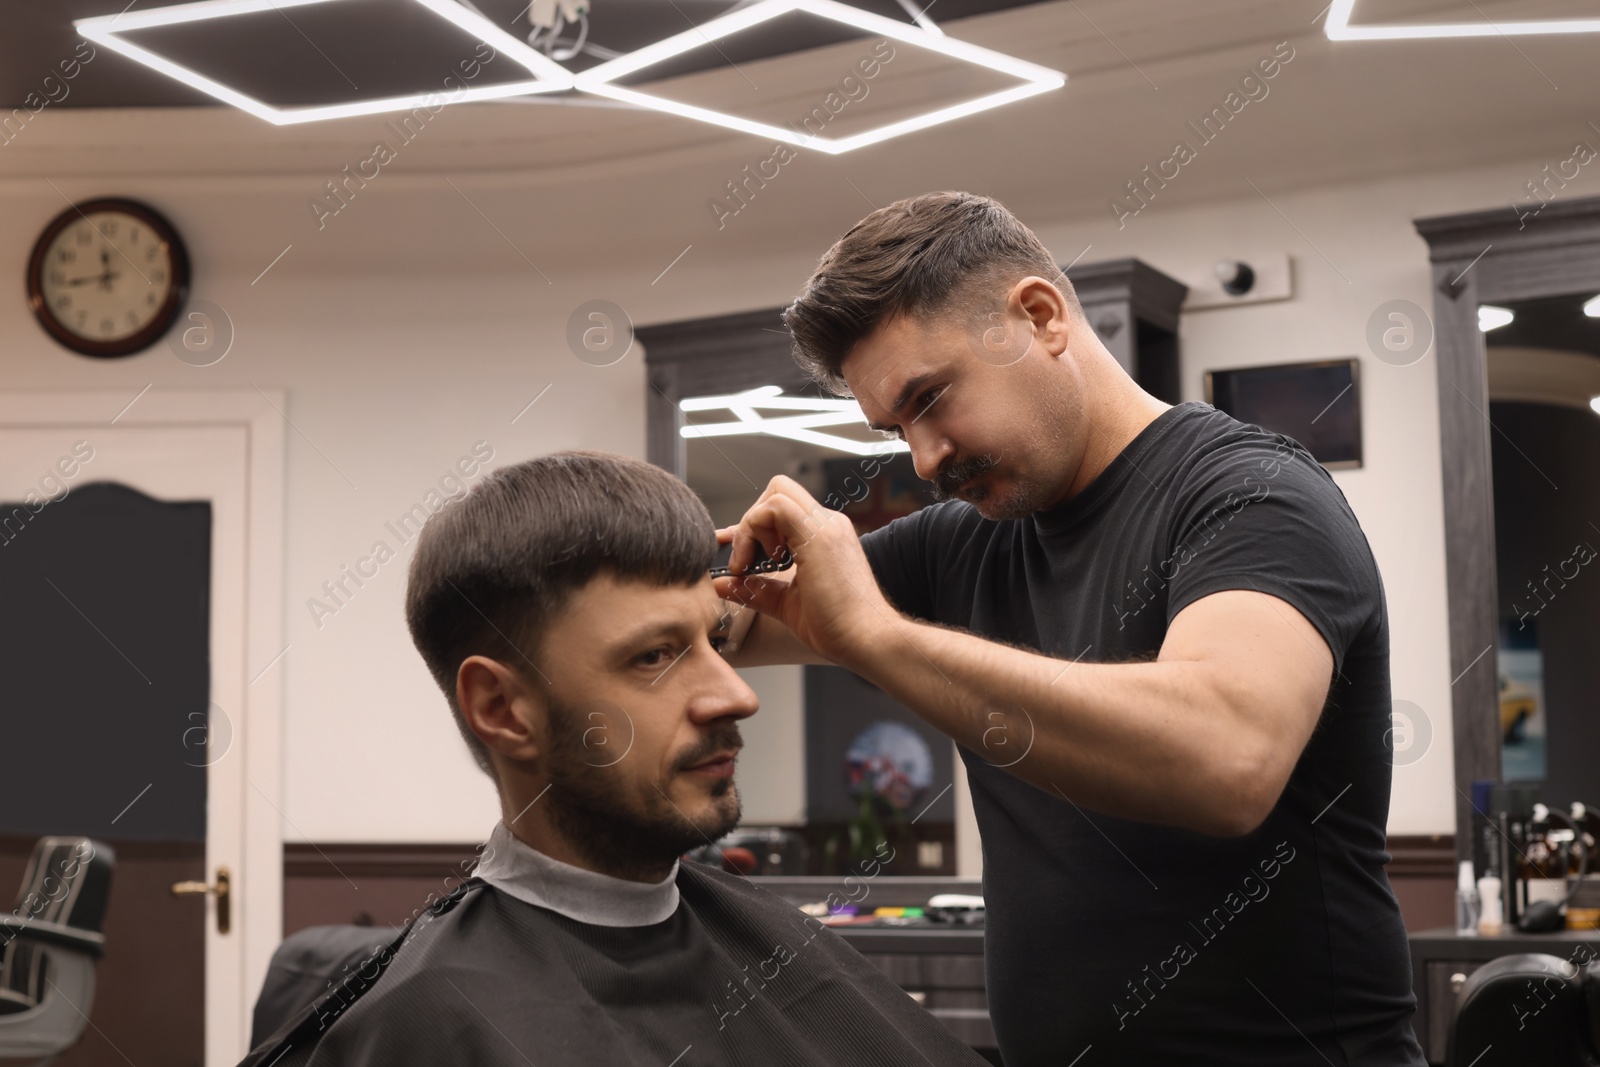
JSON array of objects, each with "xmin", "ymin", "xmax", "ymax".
[
  {"xmin": 680, "ymin": 385, "xmax": 910, "ymax": 457},
  {"xmin": 75, "ymin": 0, "xmax": 575, "ymax": 126},
  {"xmin": 1324, "ymin": 0, "xmax": 1600, "ymax": 39},
  {"xmin": 1583, "ymin": 294, "xmax": 1600, "ymax": 317},
  {"xmin": 1591, "ymin": 394, "xmax": 1600, "ymax": 415},
  {"xmin": 573, "ymin": 0, "xmax": 1065, "ymax": 154},
  {"xmin": 1479, "ymin": 305, "xmax": 1515, "ymax": 331}
]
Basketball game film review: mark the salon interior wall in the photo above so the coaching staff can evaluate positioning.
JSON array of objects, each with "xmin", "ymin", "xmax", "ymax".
[{"xmin": 0, "ymin": 131, "xmax": 1576, "ymax": 873}]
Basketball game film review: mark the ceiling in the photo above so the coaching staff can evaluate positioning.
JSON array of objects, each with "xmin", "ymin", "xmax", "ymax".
[
  {"xmin": 0, "ymin": 0, "xmax": 1054, "ymax": 108},
  {"xmin": 6, "ymin": 0, "xmax": 1600, "ymax": 282}
]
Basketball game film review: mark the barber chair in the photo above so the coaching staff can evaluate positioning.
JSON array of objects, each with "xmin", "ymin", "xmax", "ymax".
[
  {"xmin": 0, "ymin": 836, "xmax": 114, "ymax": 1066},
  {"xmin": 249, "ymin": 924, "xmax": 400, "ymax": 1048},
  {"xmin": 1447, "ymin": 952, "xmax": 1600, "ymax": 1066}
]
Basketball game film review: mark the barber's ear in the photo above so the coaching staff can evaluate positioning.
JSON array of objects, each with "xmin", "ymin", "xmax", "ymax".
[{"xmin": 456, "ymin": 655, "xmax": 543, "ymax": 762}]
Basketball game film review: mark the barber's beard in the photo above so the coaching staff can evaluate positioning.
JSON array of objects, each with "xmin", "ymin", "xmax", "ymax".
[
  {"xmin": 932, "ymin": 388, "xmax": 1078, "ymax": 521},
  {"xmin": 931, "ymin": 453, "xmax": 999, "ymax": 503},
  {"xmin": 932, "ymin": 453, "xmax": 1056, "ymax": 521},
  {"xmin": 540, "ymin": 695, "xmax": 743, "ymax": 881}
]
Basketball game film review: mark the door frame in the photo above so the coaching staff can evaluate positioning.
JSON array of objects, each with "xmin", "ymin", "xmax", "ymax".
[
  {"xmin": 0, "ymin": 388, "xmax": 285, "ymax": 1062},
  {"xmin": 1413, "ymin": 194, "xmax": 1600, "ymax": 863}
]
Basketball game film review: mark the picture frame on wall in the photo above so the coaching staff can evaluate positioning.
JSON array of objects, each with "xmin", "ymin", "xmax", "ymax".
[{"xmin": 1204, "ymin": 357, "xmax": 1363, "ymax": 470}]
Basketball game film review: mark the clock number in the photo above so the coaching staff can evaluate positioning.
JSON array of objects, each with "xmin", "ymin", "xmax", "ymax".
[
  {"xmin": 152, "ymin": 270, "xmax": 165, "ymax": 283},
  {"xmin": 55, "ymin": 296, "xmax": 71, "ymax": 311},
  {"xmin": 145, "ymin": 245, "xmax": 157, "ymax": 261},
  {"xmin": 48, "ymin": 270, "xmax": 64, "ymax": 285},
  {"xmin": 104, "ymin": 220, "xmax": 118, "ymax": 238},
  {"xmin": 126, "ymin": 310, "xmax": 138, "ymax": 326},
  {"xmin": 56, "ymin": 248, "xmax": 75, "ymax": 264},
  {"xmin": 100, "ymin": 317, "xmax": 114, "ymax": 335},
  {"xmin": 129, "ymin": 227, "xmax": 140, "ymax": 244},
  {"xmin": 146, "ymin": 292, "xmax": 156, "ymax": 307},
  {"xmin": 75, "ymin": 226, "xmax": 91, "ymax": 245},
  {"xmin": 75, "ymin": 310, "xmax": 88, "ymax": 327}
]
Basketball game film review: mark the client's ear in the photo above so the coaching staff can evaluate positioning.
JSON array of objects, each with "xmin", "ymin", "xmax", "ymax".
[{"xmin": 456, "ymin": 655, "xmax": 543, "ymax": 763}]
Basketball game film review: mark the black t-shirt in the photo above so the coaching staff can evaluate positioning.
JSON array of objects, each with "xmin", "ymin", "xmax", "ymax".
[{"xmin": 859, "ymin": 401, "xmax": 1425, "ymax": 1067}]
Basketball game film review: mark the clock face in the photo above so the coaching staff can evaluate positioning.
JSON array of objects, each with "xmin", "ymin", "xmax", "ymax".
[{"xmin": 28, "ymin": 200, "xmax": 189, "ymax": 358}]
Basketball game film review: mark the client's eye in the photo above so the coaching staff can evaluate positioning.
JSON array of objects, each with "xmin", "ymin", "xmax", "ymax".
[{"xmin": 635, "ymin": 646, "xmax": 672, "ymax": 669}]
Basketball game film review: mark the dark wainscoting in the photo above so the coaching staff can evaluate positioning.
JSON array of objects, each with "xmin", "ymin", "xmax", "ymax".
[
  {"xmin": 283, "ymin": 842, "xmax": 485, "ymax": 936},
  {"xmin": 283, "ymin": 833, "xmax": 1459, "ymax": 936},
  {"xmin": 1386, "ymin": 834, "xmax": 1457, "ymax": 933}
]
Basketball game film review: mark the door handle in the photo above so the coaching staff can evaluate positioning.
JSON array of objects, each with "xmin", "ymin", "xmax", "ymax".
[{"xmin": 171, "ymin": 866, "xmax": 230, "ymax": 935}]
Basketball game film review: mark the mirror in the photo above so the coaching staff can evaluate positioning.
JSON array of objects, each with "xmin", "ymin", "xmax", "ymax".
[
  {"xmin": 681, "ymin": 386, "xmax": 960, "ymax": 877},
  {"xmin": 1484, "ymin": 291, "xmax": 1600, "ymax": 807}
]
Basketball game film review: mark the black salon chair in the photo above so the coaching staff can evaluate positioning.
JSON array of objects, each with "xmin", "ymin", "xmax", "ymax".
[
  {"xmin": 249, "ymin": 924, "xmax": 400, "ymax": 1049},
  {"xmin": 0, "ymin": 836, "xmax": 114, "ymax": 1066},
  {"xmin": 1447, "ymin": 952, "xmax": 1600, "ymax": 1066}
]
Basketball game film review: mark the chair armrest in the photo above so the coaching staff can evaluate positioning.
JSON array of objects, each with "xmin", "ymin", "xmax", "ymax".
[{"xmin": 0, "ymin": 917, "xmax": 105, "ymax": 958}]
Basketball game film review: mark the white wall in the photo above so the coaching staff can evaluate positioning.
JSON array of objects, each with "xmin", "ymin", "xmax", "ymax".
[{"xmin": 5, "ymin": 147, "xmax": 1584, "ymax": 849}]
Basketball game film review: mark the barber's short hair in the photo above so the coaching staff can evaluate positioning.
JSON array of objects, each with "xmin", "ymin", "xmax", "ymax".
[
  {"xmin": 404, "ymin": 450, "xmax": 716, "ymax": 777},
  {"xmin": 782, "ymin": 190, "xmax": 1081, "ymax": 397}
]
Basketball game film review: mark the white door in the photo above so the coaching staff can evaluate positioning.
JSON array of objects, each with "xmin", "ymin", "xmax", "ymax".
[{"xmin": 0, "ymin": 391, "xmax": 285, "ymax": 1065}]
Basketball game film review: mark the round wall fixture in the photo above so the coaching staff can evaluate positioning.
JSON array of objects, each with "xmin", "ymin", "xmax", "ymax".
[{"xmin": 26, "ymin": 198, "xmax": 190, "ymax": 359}]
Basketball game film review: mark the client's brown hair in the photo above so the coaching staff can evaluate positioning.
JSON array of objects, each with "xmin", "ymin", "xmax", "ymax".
[
  {"xmin": 782, "ymin": 190, "xmax": 1082, "ymax": 397},
  {"xmin": 404, "ymin": 450, "xmax": 716, "ymax": 777}
]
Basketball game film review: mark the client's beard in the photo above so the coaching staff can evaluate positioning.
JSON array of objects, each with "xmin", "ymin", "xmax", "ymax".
[{"xmin": 540, "ymin": 694, "xmax": 743, "ymax": 882}]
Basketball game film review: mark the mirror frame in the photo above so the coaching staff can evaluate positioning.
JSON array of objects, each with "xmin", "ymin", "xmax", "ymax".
[{"xmin": 1414, "ymin": 193, "xmax": 1600, "ymax": 864}]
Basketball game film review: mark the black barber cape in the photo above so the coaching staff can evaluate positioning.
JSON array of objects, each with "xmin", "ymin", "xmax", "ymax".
[{"xmin": 239, "ymin": 861, "xmax": 988, "ymax": 1067}]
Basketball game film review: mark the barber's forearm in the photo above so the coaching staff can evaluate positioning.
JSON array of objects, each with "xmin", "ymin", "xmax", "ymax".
[
  {"xmin": 837, "ymin": 614, "xmax": 1271, "ymax": 836},
  {"xmin": 725, "ymin": 611, "xmax": 833, "ymax": 668}
]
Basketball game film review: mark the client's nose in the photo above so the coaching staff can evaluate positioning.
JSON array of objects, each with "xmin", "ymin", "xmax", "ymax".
[{"xmin": 687, "ymin": 653, "xmax": 759, "ymax": 726}]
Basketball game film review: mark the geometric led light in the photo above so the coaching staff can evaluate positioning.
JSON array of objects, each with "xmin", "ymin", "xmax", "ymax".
[
  {"xmin": 680, "ymin": 385, "xmax": 910, "ymax": 456},
  {"xmin": 573, "ymin": 0, "xmax": 1065, "ymax": 155},
  {"xmin": 1478, "ymin": 305, "xmax": 1515, "ymax": 332},
  {"xmin": 76, "ymin": 0, "xmax": 575, "ymax": 126},
  {"xmin": 1324, "ymin": 0, "xmax": 1600, "ymax": 39}
]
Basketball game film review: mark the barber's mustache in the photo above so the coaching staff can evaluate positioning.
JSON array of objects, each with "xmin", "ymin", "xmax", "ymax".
[{"xmin": 933, "ymin": 454, "xmax": 999, "ymax": 498}]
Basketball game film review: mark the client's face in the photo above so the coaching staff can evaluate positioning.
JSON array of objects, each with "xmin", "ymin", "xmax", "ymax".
[{"xmin": 528, "ymin": 573, "xmax": 758, "ymax": 877}]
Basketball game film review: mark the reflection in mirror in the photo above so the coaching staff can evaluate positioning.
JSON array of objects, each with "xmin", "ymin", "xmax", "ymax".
[
  {"xmin": 682, "ymin": 385, "xmax": 958, "ymax": 877},
  {"xmin": 1484, "ymin": 292, "xmax": 1600, "ymax": 808}
]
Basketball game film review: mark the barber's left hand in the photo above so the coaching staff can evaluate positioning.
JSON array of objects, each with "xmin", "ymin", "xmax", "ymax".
[{"xmin": 714, "ymin": 475, "xmax": 895, "ymax": 668}]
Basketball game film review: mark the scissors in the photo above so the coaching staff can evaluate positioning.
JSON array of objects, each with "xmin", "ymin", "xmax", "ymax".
[{"xmin": 708, "ymin": 545, "xmax": 794, "ymax": 579}]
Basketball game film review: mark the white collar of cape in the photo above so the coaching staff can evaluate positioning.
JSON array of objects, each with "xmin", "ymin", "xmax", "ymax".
[{"xmin": 469, "ymin": 820, "xmax": 682, "ymax": 928}]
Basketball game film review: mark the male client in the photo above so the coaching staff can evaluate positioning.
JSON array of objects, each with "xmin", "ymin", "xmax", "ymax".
[{"xmin": 239, "ymin": 451, "xmax": 987, "ymax": 1067}]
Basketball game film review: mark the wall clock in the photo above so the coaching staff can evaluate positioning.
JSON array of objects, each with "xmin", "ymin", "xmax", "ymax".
[{"xmin": 26, "ymin": 198, "xmax": 190, "ymax": 359}]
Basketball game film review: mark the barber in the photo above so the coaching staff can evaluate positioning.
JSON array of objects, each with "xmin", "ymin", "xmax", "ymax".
[{"xmin": 716, "ymin": 192, "xmax": 1424, "ymax": 1067}]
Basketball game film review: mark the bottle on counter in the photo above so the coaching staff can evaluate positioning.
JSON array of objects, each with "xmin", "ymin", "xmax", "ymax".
[
  {"xmin": 1478, "ymin": 875, "xmax": 1504, "ymax": 936},
  {"xmin": 1455, "ymin": 861, "xmax": 1480, "ymax": 936},
  {"xmin": 1568, "ymin": 802, "xmax": 1599, "ymax": 930},
  {"xmin": 1522, "ymin": 804, "xmax": 1571, "ymax": 909}
]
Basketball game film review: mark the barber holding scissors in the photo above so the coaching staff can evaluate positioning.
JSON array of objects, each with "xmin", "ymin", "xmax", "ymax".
[{"xmin": 715, "ymin": 193, "xmax": 1425, "ymax": 1067}]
